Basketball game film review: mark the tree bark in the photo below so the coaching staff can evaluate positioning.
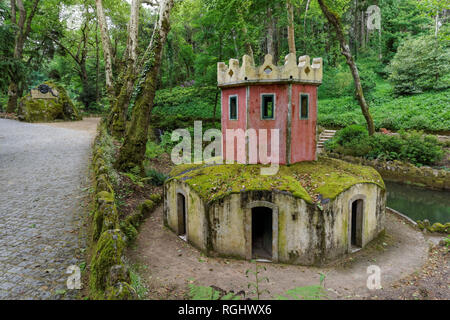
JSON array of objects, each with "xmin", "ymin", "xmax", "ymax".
[
  {"xmin": 317, "ymin": 0, "xmax": 375, "ymax": 136},
  {"xmin": 287, "ymin": 0, "xmax": 296, "ymax": 55},
  {"xmin": 6, "ymin": 0, "xmax": 40, "ymax": 113},
  {"xmin": 95, "ymin": 0, "xmax": 116, "ymax": 102},
  {"xmin": 267, "ymin": 7, "xmax": 275, "ymax": 57},
  {"xmin": 107, "ymin": 0, "xmax": 141, "ymax": 137},
  {"xmin": 242, "ymin": 26, "xmax": 254, "ymax": 61},
  {"xmin": 48, "ymin": 16, "xmax": 91, "ymax": 108},
  {"xmin": 115, "ymin": 0, "xmax": 174, "ymax": 171}
]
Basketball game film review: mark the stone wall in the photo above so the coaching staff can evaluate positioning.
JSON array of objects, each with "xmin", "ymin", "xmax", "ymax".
[
  {"xmin": 326, "ymin": 152, "xmax": 450, "ymax": 191},
  {"xmin": 88, "ymin": 121, "xmax": 161, "ymax": 299},
  {"xmin": 164, "ymin": 179, "xmax": 385, "ymax": 266}
]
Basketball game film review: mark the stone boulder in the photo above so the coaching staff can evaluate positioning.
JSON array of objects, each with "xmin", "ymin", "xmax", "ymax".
[{"xmin": 19, "ymin": 82, "xmax": 82, "ymax": 122}]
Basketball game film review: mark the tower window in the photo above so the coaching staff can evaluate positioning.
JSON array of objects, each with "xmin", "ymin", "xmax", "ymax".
[
  {"xmin": 261, "ymin": 94, "xmax": 275, "ymax": 120},
  {"xmin": 300, "ymin": 93, "xmax": 309, "ymax": 119},
  {"xmin": 229, "ymin": 95, "xmax": 238, "ymax": 120}
]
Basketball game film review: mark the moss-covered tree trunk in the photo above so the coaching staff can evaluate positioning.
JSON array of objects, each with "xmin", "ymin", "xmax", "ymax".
[
  {"xmin": 317, "ymin": 0, "xmax": 375, "ymax": 136},
  {"xmin": 95, "ymin": 0, "xmax": 116, "ymax": 105},
  {"xmin": 107, "ymin": 0, "xmax": 140, "ymax": 137},
  {"xmin": 115, "ymin": 0, "xmax": 174, "ymax": 171},
  {"xmin": 287, "ymin": 0, "xmax": 296, "ymax": 55},
  {"xmin": 6, "ymin": 0, "xmax": 40, "ymax": 113}
]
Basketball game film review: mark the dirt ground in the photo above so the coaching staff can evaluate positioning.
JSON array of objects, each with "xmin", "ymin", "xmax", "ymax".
[
  {"xmin": 127, "ymin": 206, "xmax": 448, "ymax": 300},
  {"xmin": 39, "ymin": 117, "xmax": 101, "ymax": 135}
]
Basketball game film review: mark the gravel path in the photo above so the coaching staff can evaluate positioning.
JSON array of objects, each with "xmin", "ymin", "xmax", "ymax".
[
  {"xmin": 128, "ymin": 207, "xmax": 430, "ymax": 300},
  {"xmin": 0, "ymin": 118, "xmax": 98, "ymax": 299}
]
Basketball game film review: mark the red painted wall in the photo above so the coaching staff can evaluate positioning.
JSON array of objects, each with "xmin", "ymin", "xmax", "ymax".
[
  {"xmin": 248, "ymin": 85, "xmax": 288, "ymax": 165},
  {"xmin": 290, "ymin": 84, "xmax": 317, "ymax": 163},
  {"xmin": 221, "ymin": 83, "xmax": 317, "ymax": 165},
  {"xmin": 221, "ymin": 87, "xmax": 247, "ymax": 163}
]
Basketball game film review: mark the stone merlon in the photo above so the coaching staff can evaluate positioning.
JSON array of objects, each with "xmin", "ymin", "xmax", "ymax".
[{"xmin": 217, "ymin": 53, "xmax": 323, "ymax": 87}]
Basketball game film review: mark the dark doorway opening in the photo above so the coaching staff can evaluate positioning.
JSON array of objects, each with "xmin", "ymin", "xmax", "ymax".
[
  {"xmin": 252, "ymin": 207, "xmax": 273, "ymax": 260},
  {"xmin": 351, "ymin": 199, "xmax": 363, "ymax": 248},
  {"xmin": 177, "ymin": 193, "xmax": 186, "ymax": 238}
]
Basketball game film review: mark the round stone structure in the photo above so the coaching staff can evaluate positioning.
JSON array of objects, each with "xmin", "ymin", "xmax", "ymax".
[{"xmin": 164, "ymin": 53, "xmax": 386, "ymax": 266}]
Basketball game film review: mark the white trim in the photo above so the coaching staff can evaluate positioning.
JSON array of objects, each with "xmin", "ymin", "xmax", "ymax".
[
  {"xmin": 228, "ymin": 94, "xmax": 239, "ymax": 120},
  {"xmin": 260, "ymin": 93, "xmax": 276, "ymax": 120},
  {"xmin": 299, "ymin": 92, "xmax": 310, "ymax": 120}
]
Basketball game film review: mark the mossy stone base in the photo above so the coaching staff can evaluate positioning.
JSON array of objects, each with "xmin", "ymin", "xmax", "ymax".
[{"xmin": 19, "ymin": 81, "xmax": 81, "ymax": 122}]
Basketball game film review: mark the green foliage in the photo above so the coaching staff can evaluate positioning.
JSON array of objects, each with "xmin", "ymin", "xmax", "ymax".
[
  {"xmin": 388, "ymin": 35, "xmax": 450, "ymax": 95},
  {"xmin": 444, "ymin": 236, "xmax": 450, "ymax": 248},
  {"xmin": 325, "ymin": 125, "xmax": 372, "ymax": 157},
  {"xmin": 276, "ymin": 272, "xmax": 327, "ymax": 300},
  {"xmin": 129, "ymin": 267, "xmax": 148, "ymax": 299},
  {"xmin": 276, "ymin": 285, "xmax": 327, "ymax": 300},
  {"xmin": 319, "ymin": 84, "xmax": 450, "ymax": 132},
  {"xmin": 396, "ymin": 130, "xmax": 444, "ymax": 166},
  {"xmin": 152, "ymin": 86, "xmax": 219, "ymax": 119},
  {"xmin": 245, "ymin": 260, "xmax": 270, "ymax": 300},
  {"xmin": 319, "ymin": 59, "xmax": 377, "ymax": 101},
  {"xmin": 326, "ymin": 127, "xmax": 444, "ymax": 166},
  {"xmin": 144, "ymin": 168, "xmax": 168, "ymax": 186},
  {"xmin": 145, "ymin": 140, "xmax": 166, "ymax": 159},
  {"xmin": 188, "ymin": 284, "xmax": 241, "ymax": 300}
]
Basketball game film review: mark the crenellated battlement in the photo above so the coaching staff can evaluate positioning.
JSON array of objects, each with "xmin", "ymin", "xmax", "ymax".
[{"xmin": 217, "ymin": 53, "xmax": 323, "ymax": 87}]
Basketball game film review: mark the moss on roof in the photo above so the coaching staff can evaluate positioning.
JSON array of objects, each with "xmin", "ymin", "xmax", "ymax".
[{"xmin": 168, "ymin": 156, "xmax": 385, "ymax": 205}]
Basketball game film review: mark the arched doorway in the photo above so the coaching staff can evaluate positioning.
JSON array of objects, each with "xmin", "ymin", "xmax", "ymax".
[
  {"xmin": 251, "ymin": 207, "xmax": 273, "ymax": 260},
  {"xmin": 351, "ymin": 199, "xmax": 364, "ymax": 248},
  {"xmin": 177, "ymin": 192, "xmax": 187, "ymax": 240}
]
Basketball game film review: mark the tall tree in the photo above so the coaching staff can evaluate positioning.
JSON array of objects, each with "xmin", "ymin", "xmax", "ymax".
[
  {"xmin": 107, "ymin": 0, "xmax": 141, "ymax": 137},
  {"xmin": 95, "ymin": 0, "xmax": 115, "ymax": 102},
  {"xmin": 287, "ymin": 0, "xmax": 296, "ymax": 54},
  {"xmin": 115, "ymin": 0, "xmax": 174, "ymax": 171},
  {"xmin": 317, "ymin": 0, "xmax": 375, "ymax": 135},
  {"xmin": 6, "ymin": 0, "xmax": 40, "ymax": 113},
  {"xmin": 48, "ymin": 3, "xmax": 93, "ymax": 109}
]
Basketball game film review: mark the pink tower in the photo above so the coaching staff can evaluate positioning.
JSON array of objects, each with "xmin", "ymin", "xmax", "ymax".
[{"xmin": 218, "ymin": 53, "xmax": 323, "ymax": 165}]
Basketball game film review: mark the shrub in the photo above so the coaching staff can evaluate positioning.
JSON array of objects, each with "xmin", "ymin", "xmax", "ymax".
[
  {"xmin": 145, "ymin": 168, "xmax": 168, "ymax": 186},
  {"xmin": 398, "ymin": 131, "xmax": 444, "ymax": 166},
  {"xmin": 388, "ymin": 35, "xmax": 450, "ymax": 95},
  {"xmin": 326, "ymin": 126, "xmax": 444, "ymax": 166},
  {"xmin": 367, "ymin": 133, "xmax": 403, "ymax": 161},
  {"xmin": 325, "ymin": 125, "xmax": 372, "ymax": 157},
  {"xmin": 145, "ymin": 141, "xmax": 165, "ymax": 159}
]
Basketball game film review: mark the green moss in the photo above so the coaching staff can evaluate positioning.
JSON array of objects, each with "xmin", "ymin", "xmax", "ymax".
[
  {"xmin": 97, "ymin": 191, "xmax": 114, "ymax": 203},
  {"xmin": 278, "ymin": 210, "xmax": 286, "ymax": 254},
  {"xmin": 168, "ymin": 156, "xmax": 385, "ymax": 205},
  {"xmin": 148, "ymin": 194, "xmax": 162, "ymax": 204},
  {"xmin": 105, "ymin": 282, "xmax": 135, "ymax": 300},
  {"xmin": 90, "ymin": 230, "xmax": 126, "ymax": 299},
  {"xmin": 20, "ymin": 81, "xmax": 81, "ymax": 122},
  {"xmin": 138, "ymin": 199, "xmax": 155, "ymax": 218}
]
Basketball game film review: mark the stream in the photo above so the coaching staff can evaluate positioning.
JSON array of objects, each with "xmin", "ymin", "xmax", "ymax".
[{"xmin": 385, "ymin": 181, "xmax": 450, "ymax": 224}]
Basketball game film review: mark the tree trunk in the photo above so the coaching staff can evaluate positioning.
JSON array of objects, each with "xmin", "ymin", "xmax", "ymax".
[
  {"xmin": 287, "ymin": 0, "xmax": 296, "ymax": 55},
  {"xmin": 95, "ymin": 22, "xmax": 100, "ymax": 102},
  {"xmin": 242, "ymin": 26, "xmax": 254, "ymax": 61},
  {"xmin": 317, "ymin": 0, "xmax": 375, "ymax": 136},
  {"xmin": 267, "ymin": 7, "xmax": 275, "ymax": 57},
  {"xmin": 115, "ymin": 0, "xmax": 174, "ymax": 171},
  {"xmin": 95, "ymin": 0, "xmax": 115, "ymax": 102},
  {"xmin": 232, "ymin": 29, "xmax": 239, "ymax": 58},
  {"xmin": 360, "ymin": 10, "xmax": 365, "ymax": 50},
  {"xmin": 107, "ymin": 0, "xmax": 141, "ymax": 137},
  {"xmin": 6, "ymin": 0, "xmax": 40, "ymax": 113}
]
